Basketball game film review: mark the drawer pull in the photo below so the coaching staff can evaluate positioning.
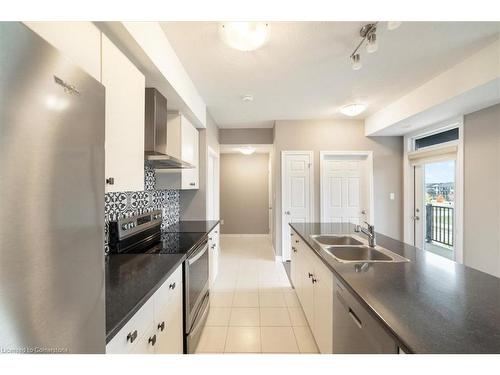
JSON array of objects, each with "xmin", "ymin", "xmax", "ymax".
[
  {"xmin": 190, "ymin": 182, "xmax": 196, "ymax": 186},
  {"xmin": 148, "ymin": 334, "xmax": 157, "ymax": 346},
  {"xmin": 209, "ymin": 237, "xmax": 213, "ymax": 241},
  {"xmin": 211, "ymin": 244, "xmax": 216, "ymax": 249},
  {"xmin": 169, "ymin": 282, "xmax": 176, "ymax": 290},
  {"xmin": 158, "ymin": 321, "xmax": 165, "ymax": 332},
  {"xmin": 295, "ymin": 240, "xmax": 299, "ymax": 244},
  {"xmin": 292, "ymin": 247, "xmax": 297, "ymax": 253},
  {"xmin": 308, "ymin": 272, "xmax": 313, "ymax": 278},
  {"xmin": 311, "ymin": 277, "xmax": 317, "ymax": 284},
  {"xmin": 126, "ymin": 330, "xmax": 138, "ymax": 343}
]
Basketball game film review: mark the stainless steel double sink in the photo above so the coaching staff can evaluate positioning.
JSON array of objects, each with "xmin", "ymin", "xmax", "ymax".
[{"xmin": 310, "ymin": 234, "xmax": 410, "ymax": 263}]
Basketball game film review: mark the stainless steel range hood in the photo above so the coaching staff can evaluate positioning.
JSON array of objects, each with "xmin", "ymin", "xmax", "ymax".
[{"xmin": 144, "ymin": 88, "xmax": 194, "ymax": 169}]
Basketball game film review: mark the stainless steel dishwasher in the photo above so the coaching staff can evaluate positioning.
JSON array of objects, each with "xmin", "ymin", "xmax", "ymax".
[{"xmin": 333, "ymin": 278, "xmax": 397, "ymax": 354}]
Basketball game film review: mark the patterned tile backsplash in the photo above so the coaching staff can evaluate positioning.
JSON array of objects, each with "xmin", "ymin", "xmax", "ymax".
[{"xmin": 104, "ymin": 164, "xmax": 180, "ymax": 253}]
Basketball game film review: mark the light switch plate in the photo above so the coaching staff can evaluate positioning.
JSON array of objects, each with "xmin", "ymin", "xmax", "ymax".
[{"xmin": 390, "ymin": 193, "xmax": 395, "ymax": 200}]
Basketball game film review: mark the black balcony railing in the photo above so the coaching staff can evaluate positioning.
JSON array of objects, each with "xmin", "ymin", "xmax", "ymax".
[{"xmin": 425, "ymin": 204, "xmax": 454, "ymax": 247}]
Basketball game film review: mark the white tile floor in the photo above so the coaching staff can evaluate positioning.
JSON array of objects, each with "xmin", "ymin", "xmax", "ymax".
[{"xmin": 196, "ymin": 236, "xmax": 319, "ymax": 354}]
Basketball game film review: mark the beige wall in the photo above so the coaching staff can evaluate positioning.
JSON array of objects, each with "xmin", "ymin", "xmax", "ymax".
[
  {"xmin": 274, "ymin": 119, "xmax": 403, "ymax": 255},
  {"xmin": 464, "ymin": 103, "xmax": 500, "ymax": 277},
  {"xmin": 180, "ymin": 111, "xmax": 219, "ymax": 219},
  {"xmin": 219, "ymin": 128, "xmax": 274, "ymax": 144},
  {"xmin": 220, "ymin": 153, "xmax": 269, "ymax": 234}
]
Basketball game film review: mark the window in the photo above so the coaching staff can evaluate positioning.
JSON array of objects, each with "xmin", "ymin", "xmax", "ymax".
[{"xmin": 415, "ymin": 128, "xmax": 459, "ymax": 150}]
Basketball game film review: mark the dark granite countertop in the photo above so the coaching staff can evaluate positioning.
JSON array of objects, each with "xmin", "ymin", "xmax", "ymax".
[
  {"xmin": 164, "ymin": 220, "xmax": 220, "ymax": 234},
  {"xmin": 105, "ymin": 220, "xmax": 219, "ymax": 343},
  {"xmin": 105, "ymin": 253, "xmax": 185, "ymax": 343},
  {"xmin": 290, "ymin": 222, "xmax": 500, "ymax": 354}
]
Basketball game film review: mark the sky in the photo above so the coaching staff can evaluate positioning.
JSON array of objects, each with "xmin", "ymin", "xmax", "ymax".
[{"xmin": 424, "ymin": 160, "xmax": 455, "ymax": 184}]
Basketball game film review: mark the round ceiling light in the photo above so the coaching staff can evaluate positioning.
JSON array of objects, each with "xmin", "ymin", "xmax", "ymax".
[
  {"xmin": 340, "ymin": 103, "xmax": 367, "ymax": 117},
  {"xmin": 239, "ymin": 146, "xmax": 256, "ymax": 155},
  {"xmin": 219, "ymin": 22, "xmax": 269, "ymax": 51}
]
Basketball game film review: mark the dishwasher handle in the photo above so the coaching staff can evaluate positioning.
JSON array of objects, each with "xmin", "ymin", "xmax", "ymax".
[{"xmin": 336, "ymin": 290, "xmax": 363, "ymax": 329}]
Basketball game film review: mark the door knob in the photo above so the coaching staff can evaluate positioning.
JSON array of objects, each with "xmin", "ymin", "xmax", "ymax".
[
  {"xmin": 285, "ymin": 211, "xmax": 291, "ymax": 215},
  {"xmin": 412, "ymin": 216, "xmax": 420, "ymax": 221}
]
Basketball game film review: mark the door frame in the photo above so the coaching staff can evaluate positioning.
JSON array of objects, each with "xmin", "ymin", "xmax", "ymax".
[
  {"xmin": 403, "ymin": 117, "xmax": 464, "ymax": 263},
  {"xmin": 319, "ymin": 151, "xmax": 374, "ymax": 224},
  {"xmin": 281, "ymin": 151, "xmax": 315, "ymax": 261},
  {"xmin": 207, "ymin": 146, "xmax": 220, "ymax": 220}
]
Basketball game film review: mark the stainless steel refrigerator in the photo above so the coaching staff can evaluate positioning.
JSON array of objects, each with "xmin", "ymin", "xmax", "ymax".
[{"xmin": 0, "ymin": 22, "xmax": 105, "ymax": 353}]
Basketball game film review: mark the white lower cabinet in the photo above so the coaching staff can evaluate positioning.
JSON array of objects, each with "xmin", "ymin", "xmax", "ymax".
[
  {"xmin": 290, "ymin": 229, "xmax": 334, "ymax": 354},
  {"xmin": 106, "ymin": 264, "xmax": 183, "ymax": 354},
  {"xmin": 208, "ymin": 224, "xmax": 220, "ymax": 287}
]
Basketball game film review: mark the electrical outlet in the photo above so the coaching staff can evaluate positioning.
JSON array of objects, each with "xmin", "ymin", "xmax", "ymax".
[
  {"xmin": 390, "ymin": 193, "xmax": 395, "ymax": 200},
  {"xmin": 220, "ymin": 219, "xmax": 224, "ymax": 225}
]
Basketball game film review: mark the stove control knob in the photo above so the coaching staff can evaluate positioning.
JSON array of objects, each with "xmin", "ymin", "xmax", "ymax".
[{"xmin": 121, "ymin": 224, "xmax": 128, "ymax": 231}]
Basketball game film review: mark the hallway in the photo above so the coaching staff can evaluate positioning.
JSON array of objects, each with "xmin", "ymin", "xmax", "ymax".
[{"xmin": 196, "ymin": 236, "xmax": 318, "ymax": 354}]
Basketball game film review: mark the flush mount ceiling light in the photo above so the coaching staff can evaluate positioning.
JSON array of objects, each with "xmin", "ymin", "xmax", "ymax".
[
  {"xmin": 387, "ymin": 21, "xmax": 402, "ymax": 31},
  {"xmin": 239, "ymin": 146, "xmax": 256, "ymax": 155},
  {"xmin": 219, "ymin": 22, "xmax": 269, "ymax": 51},
  {"xmin": 241, "ymin": 94, "xmax": 254, "ymax": 102},
  {"xmin": 340, "ymin": 103, "xmax": 367, "ymax": 117}
]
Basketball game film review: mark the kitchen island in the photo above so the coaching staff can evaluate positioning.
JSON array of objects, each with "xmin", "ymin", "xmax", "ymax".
[{"xmin": 290, "ymin": 222, "xmax": 500, "ymax": 354}]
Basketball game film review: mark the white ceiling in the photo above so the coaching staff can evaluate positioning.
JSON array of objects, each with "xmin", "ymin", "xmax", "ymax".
[{"xmin": 161, "ymin": 22, "xmax": 500, "ymax": 129}]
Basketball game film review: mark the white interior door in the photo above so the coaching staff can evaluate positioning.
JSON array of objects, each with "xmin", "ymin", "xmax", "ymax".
[
  {"xmin": 321, "ymin": 154, "xmax": 371, "ymax": 225},
  {"xmin": 282, "ymin": 151, "xmax": 313, "ymax": 261}
]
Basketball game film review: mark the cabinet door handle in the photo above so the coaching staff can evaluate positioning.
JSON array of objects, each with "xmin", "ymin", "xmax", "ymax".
[
  {"xmin": 158, "ymin": 321, "xmax": 165, "ymax": 332},
  {"xmin": 292, "ymin": 247, "xmax": 297, "ymax": 253},
  {"xmin": 148, "ymin": 334, "xmax": 157, "ymax": 346},
  {"xmin": 126, "ymin": 330, "xmax": 138, "ymax": 343},
  {"xmin": 190, "ymin": 182, "xmax": 196, "ymax": 186},
  {"xmin": 169, "ymin": 282, "xmax": 176, "ymax": 290},
  {"xmin": 106, "ymin": 177, "xmax": 115, "ymax": 185},
  {"xmin": 295, "ymin": 240, "xmax": 299, "ymax": 244},
  {"xmin": 311, "ymin": 277, "xmax": 317, "ymax": 284},
  {"xmin": 211, "ymin": 244, "xmax": 216, "ymax": 249},
  {"xmin": 308, "ymin": 272, "xmax": 313, "ymax": 278}
]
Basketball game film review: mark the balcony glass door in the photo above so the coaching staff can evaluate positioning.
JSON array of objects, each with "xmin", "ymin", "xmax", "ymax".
[{"xmin": 414, "ymin": 160, "xmax": 455, "ymax": 260}]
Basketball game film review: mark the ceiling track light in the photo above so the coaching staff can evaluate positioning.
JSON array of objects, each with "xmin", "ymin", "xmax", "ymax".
[
  {"xmin": 349, "ymin": 22, "xmax": 378, "ymax": 70},
  {"xmin": 350, "ymin": 53, "xmax": 362, "ymax": 70}
]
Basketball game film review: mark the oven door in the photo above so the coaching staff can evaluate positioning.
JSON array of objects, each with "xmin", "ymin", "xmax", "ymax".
[{"xmin": 184, "ymin": 238, "xmax": 209, "ymax": 334}]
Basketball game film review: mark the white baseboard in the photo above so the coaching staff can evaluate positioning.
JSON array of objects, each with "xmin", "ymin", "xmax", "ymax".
[{"xmin": 220, "ymin": 234, "xmax": 270, "ymax": 238}]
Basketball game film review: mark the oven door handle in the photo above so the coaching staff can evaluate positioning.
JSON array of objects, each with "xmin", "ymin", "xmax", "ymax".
[{"xmin": 188, "ymin": 242, "xmax": 208, "ymax": 265}]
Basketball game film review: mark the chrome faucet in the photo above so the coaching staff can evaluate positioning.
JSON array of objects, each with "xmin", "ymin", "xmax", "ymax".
[{"xmin": 355, "ymin": 221, "xmax": 376, "ymax": 247}]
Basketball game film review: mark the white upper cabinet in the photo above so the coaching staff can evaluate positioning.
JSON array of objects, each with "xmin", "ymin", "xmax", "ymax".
[
  {"xmin": 181, "ymin": 116, "xmax": 199, "ymax": 189},
  {"xmin": 164, "ymin": 112, "xmax": 199, "ymax": 190},
  {"xmin": 102, "ymin": 35, "xmax": 146, "ymax": 193},
  {"xmin": 24, "ymin": 22, "xmax": 101, "ymax": 82}
]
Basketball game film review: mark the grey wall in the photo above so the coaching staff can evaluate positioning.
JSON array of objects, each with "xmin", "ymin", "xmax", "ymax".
[
  {"xmin": 180, "ymin": 111, "xmax": 219, "ymax": 220},
  {"xmin": 220, "ymin": 153, "xmax": 269, "ymax": 234},
  {"xmin": 219, "ymin": 128, "xmax": 274, "ymax": 144},
  {"xmin": 273, "ymin": 119, "xmax": 403, "ymax": 255},
  {"xmin": 464, "ymin": 103, "xmax": 500, "ymax": 277}
]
